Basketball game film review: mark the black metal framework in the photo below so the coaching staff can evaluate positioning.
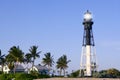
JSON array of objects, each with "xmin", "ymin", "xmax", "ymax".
[{"xmin": 82, "ymin": 21, "xmax": 95, "ymax": 46}]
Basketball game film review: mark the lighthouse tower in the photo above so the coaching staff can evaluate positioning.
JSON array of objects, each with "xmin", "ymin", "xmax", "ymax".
[{"xmin": 80, "ymin": 10, "xmax": 97, "ymax": 76}]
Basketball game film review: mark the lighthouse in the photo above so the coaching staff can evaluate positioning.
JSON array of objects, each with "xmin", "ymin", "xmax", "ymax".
[{"xmin": 80, "ymin": 10, "xmax": 97, "ymax": 76}]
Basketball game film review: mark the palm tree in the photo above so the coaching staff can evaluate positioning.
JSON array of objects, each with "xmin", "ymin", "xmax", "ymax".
[
  {"xmin": 0, "ymin": 50, "xmax": 5, "ymax": 64},
  {"xmin": 28, "ymin": 46, "xmax": 41, "ymax": 67},
  {"xmin": 24, "ymin": 53, "xmax": 32, "ymax": 70},
  {"xmin": 56, "ymin": 55, "xmax": 71, "ymax": 76},
  {"xmin": 42, "ymin": 52, "xmax": 54, "ymax": 71},
  {"xmin": 6, "ymin": 46, "xmax": 24, "ymax": 73},
  {"xmin": 24, "ymin": 53, "xmax": 32, "ymax": 64},
  {"xmin": 6, "ymin": 54, "xmax": 15, "ymax": 71},
  {"xmin": 0, "ymin": 50, "xmax": 5, "ymax": 72}
]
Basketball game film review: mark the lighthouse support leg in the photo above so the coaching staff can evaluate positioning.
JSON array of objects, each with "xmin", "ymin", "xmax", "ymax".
[{"xmin": 86, "ymin": 45, "xmax": 91, "ymax": 76}]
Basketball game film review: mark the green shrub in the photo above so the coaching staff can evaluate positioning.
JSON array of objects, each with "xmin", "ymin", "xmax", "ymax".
[
  {"xmin": 92, "ymin": 72, "xmax": 100, "ymax": 78},
  {"xmin": 15, "ymin": 73, "xmax": 36, "ymax": 80},
  {"xmin": 0, "ymin": 71, "xmax": 3, "ymax": 74},
  {"xmin": 0, "ymin": 74, "xmax": 8, "ymax": 80},
  {"xmin": 0, "ymin": 73, "xmax": 50, "ymax": 80},
  {"xmin": 15, "ymin": 73, "xmax": 50, "ymax": 80},
  {"xmin": 98, "ymin": 68, "xmax": 120, "ymax": 78},
  {"xmin": 30, "ymin": 70, "xmax": 39, "ymax": 78},
  {"xmin": 70, "ymin": 70, "xmax": 80, "ymax": 77},
  {"xmin": 37, "ymin": 74, "xmax": 50, "ymax": 78},
  {"xmin": 29, "ymin": 70, "xmax": 50, "ymax": 79},
  {"xmin": 0, "ymin": 74, "xmax": 15, "ymax": 80}
]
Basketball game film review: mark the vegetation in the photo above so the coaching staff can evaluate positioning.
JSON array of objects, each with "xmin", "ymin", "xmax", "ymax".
[
  {"xmin": 70, "ymin": 70, "xmax": 80, "ymax": 77},
  {"xmin": 1, "ymin": 45, "xmax": 120, "ymax": 79},
  {"xmin": 71, "ymin": 68, "xmax": 120, "ymax": 78},
  {"xmin": 24, "ymin": 53, "xmax": 32, "ymax": 64},
  {"xmin": 6, "ymin": 46, "xmax": 24, "ymax": 73},
  {"xmin": 56, "ymin": 55, "xmax": 71, "ymax": 76},
  {"xmin": 0, "ymin": 73, "xmax": 50, "ymax": 80},
  {"xmin": 28, "ymin": 46, "xmax": 41, "ymax": 67},
  {"xmin": 0, "ymin": 45, "xmax": 71, "ymax": 79},
  {"xmin": 0, "ymin": 50, "xmax": 5, "ymax": 72},
  {"xmin": 42, "ymin": 52, "xmax": 54, "ymax": 71},
  {"xmin": 24, "ymin": 53, "xmax": 32, "ymax": 70},
  {"xmin": 98, "ymin": 68, "xmax": 120, "ymax": 78}
]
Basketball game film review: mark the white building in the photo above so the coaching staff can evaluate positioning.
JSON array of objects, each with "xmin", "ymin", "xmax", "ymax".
[
  {"xmin": 0, "ymin": 65, "xmax": 10, "ymax": 74},
  {"xmin": 29, "ymin": 64, "xmax": 49, "ymax": 75}
]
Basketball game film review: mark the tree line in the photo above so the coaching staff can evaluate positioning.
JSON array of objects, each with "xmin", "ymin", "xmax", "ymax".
[
  {"xmin": 70, "ymin": 68, "xmax": 120, "ymax": 78},
  {"xmin": 0, "ymin": 45, "xmax": 71, "ymax": 76}
]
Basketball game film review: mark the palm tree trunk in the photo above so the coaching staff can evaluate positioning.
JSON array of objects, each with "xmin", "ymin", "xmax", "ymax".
[
  {"xmin": 2, "ymin": 64, "xmax": 3, "ymax": 73},
  {"xmin": 63, "ymin": 69, "xmax": 65, "ymax": 77},
  {"xmin": 26, "ymin": 63, "xmax": 29, "ymax": 74},
  {"xmin": 14, "ymin": 63, "xmax": 17, "ymax": 74},
  {"xmin": 60, "ymin": 69, "xmax": 62, "ymax": 76},
  {"xmin": 48, "ymin": 65, "xmax": 51, "ymax": 74},
  {"xmin": 14, "ymin": 66, "xmax": 15, "ymax": 74},
  {"xmin": 32, "ymin": 58, "xmax": 34, "ymax": 71},
  {"xmin": 14, "ymin": 62, "xmax": 19, "ymax": 74}
]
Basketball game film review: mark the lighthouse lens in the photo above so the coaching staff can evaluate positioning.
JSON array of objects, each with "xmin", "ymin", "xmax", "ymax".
[{"xmin": 84, "ymin": 13, "xmax": 92, "ymax": 21}]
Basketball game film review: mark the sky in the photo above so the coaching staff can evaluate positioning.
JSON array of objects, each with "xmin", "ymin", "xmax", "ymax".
[{"xmin": 0, "ymin": 0, "xmax": 120, "ymax": 73}]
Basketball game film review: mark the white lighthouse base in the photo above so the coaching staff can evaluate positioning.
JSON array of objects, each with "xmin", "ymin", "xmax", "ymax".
[{"xmin": 80, "ymin": 45, "xmax": 97, "ymax": 77}]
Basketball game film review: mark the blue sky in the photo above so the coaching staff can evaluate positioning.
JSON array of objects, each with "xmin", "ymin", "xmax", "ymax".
[{"xmin": 0, "ymin": 0, "xmax": 120, "ymax": 73}]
